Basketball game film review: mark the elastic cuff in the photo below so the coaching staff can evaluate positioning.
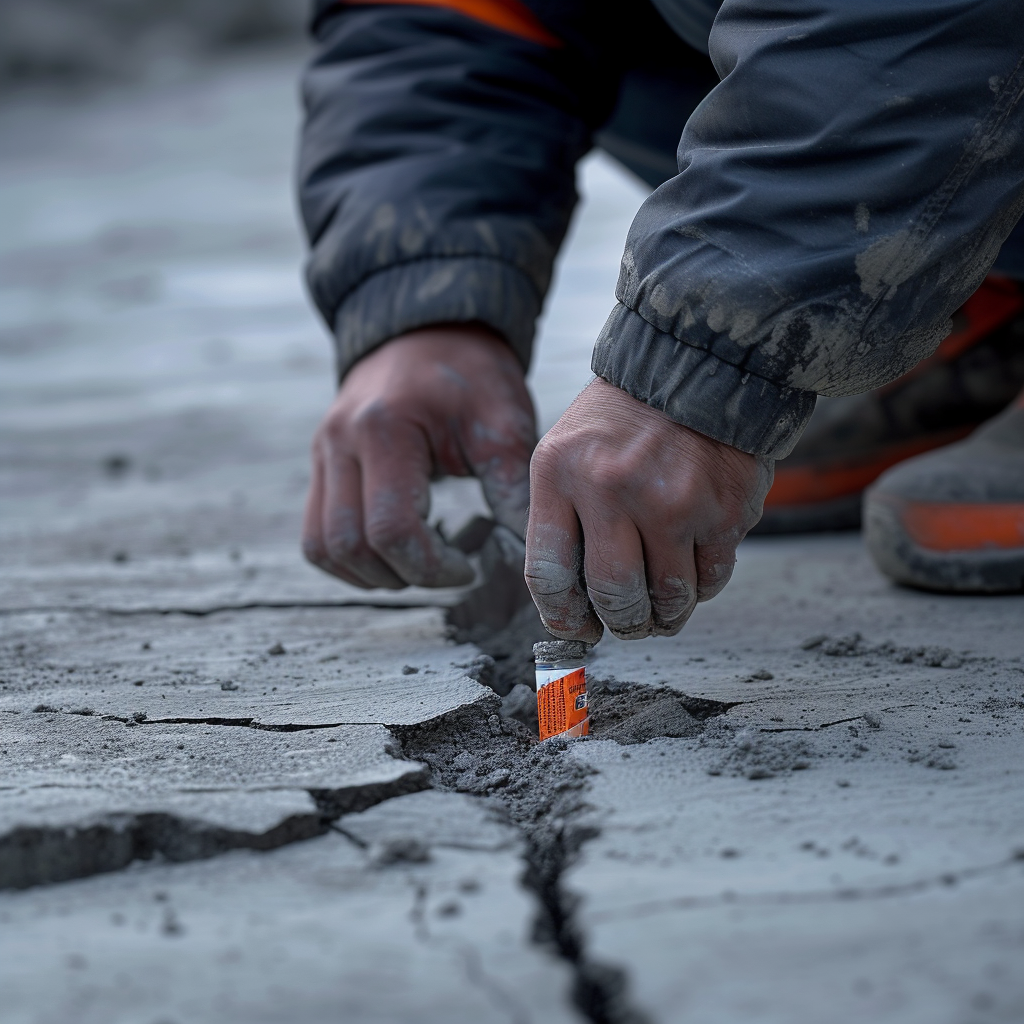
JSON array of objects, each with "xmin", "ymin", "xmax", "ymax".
[
  {"xmin": 592, "ymin": 303, "xmax": 816, "ymax": 459},
  {"xmin": 332, "ymin": 256, "xmax": 540, "ymax": 378}
]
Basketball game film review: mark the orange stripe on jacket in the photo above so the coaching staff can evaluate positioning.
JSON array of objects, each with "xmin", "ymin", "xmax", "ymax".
[{"xmin": 337, "ymin": 0, "xmax": 562, "ymax": 47}]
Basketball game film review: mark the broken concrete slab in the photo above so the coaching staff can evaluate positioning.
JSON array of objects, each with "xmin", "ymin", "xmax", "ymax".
[
  {"xmin": 0, "ymin": 606, "xmax": 491, "ymax": 726},
  {"xmin": 0, "ymin": 603, "xmax": 500, "ymax": 891},
  {"xmin": 0, "ymin": 712, "xmax": 429, "ymax": 889},
  {"xmin": 0, "ymin": 822, "xmax": 585, "ymax": 1024}
]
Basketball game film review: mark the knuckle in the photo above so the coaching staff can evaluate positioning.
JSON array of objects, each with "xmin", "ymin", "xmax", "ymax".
[
  {"xmin": 321, "ymin": 509, "xmax": 366, "ymax": 566},
  {"xmin": 650, "ymin": 576, "xmax": 695, "ymax": 612},
  {"xmin": 529, "ymin": 438, "xmax": 561, "ymax": 480},
  {"xmin": 587, "ymin": 458, "xmax": 634, "ymax": 498},
  {"xmin": 320, "ymin": 412, "xmax": 352, "ymax": 448},
  {"xmin": 605, "ymin": 620, "xmax": 653, "ymax": 641},
  {"xmin": 350, "ymin": 401, "xmax": 395, "ymax": 440}
]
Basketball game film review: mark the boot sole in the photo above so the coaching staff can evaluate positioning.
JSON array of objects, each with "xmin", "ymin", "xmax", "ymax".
[{"xmin": 864, "ymin": 495, "xmax": 1024, "ymax": 593}]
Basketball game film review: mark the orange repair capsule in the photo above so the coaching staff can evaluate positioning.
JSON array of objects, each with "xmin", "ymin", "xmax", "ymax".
[{"xmin": 533, "ymin": 640, "xmax": 591, "ymax": 741}]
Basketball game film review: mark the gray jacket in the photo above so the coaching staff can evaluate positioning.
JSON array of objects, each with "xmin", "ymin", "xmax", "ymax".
[{"xmin": 299, "ymin": 0, "xmax": 1024, "ymax": 458}]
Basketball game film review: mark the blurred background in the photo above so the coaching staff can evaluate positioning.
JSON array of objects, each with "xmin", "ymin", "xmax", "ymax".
[
  {"xmin": 0, "ymin": 0, "xmax": 307, "ymax": 83},
  {"xmin": 0, "ymin": 0, "xmax": 647, "ymax": 611}
]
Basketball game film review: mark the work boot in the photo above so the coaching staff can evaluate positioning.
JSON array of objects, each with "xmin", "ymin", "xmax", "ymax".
[
  {"xmin": 756, "ymin": 276, "xmax": 1024, "ymax": 533},
  {"xmin": 863, "ymin": 391, "xmax": 1024, "ymax": 592}
]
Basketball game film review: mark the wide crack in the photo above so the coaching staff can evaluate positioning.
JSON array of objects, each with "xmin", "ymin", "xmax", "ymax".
[
  {"xmin": 392, "ymin": 683, "xmax": 731, "ymax": 1024},
  {"xmin": 390, "ymin": 546, "xmax": 736, "ymax": 1024},
  {"xmin": 393, "ymin": 697, "xmax": 646, "ymax": 1024}
]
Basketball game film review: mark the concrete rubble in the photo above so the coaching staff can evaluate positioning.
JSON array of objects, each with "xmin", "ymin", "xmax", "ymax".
[{"xmin": 2, "ymin": 47, "xmax": 1023, "ymax": 1024}]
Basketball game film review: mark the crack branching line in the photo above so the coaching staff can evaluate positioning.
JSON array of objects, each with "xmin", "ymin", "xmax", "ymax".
[
  {"xmin": 458, "ymin": 944, "xmax": 533, "ymax": 1024},
  {"xmin": 329, "ymin": 822, "xmax": 370, "ymax": 850},
  {"xmin": 394, "ymin": 698, "xmax": 654, "ymax": 1024},
  {"xmin": 0, "ymin": 599, "xmax": 453, "ymax": 618},
  {"xmin": 761, "ymin": 713, "xmax": 877, "ymax": 733},
  {"xmin": 20, "ymin": 707, "xmax": 487, "ymax": 733},
  {"xmin": 586, "ymin": 854, "xmax": 1024, "ymax": 925}
]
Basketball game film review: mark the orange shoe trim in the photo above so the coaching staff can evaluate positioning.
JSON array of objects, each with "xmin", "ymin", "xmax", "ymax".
[
  {"xmin": 764, "ymin": 429, "xmax": 973, "ymax": 508},
  {"xmin": 335, "ymin": 0, "xmax": 562, "ymax": 46},
  {"xmin": 896, "ymin": 499, "xmax": 1024, "ymax": 552}
]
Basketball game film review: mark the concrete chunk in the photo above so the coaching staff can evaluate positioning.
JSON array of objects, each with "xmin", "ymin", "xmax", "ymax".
[{"xmin": 0, "ymin": 715, "xmax": 428, "ymax": 888}]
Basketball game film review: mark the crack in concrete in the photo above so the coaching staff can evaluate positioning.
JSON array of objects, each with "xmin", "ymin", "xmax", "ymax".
[
  {"xmin": 586, "ymin": 853, "xmax": 1024, "ymax": 925},
  {"xmin": 0, "ymin": 533, "xmax": 718, "ymax": 1019},
  {"xmin": 116, "ymin": 715, "xmax": 405, "ymax": 731},
  {"xmin": 392, "ymin": 695, "xmax": 655, "ymax": 1024},
  {"xmin": 407, "ymin": 872, "xmax": 535, "ymax": 1024},
  {"xmin": 15, "ymin": 710, "xmax": 445, "ymax": 732},
  {"xmin": 0, "ymin": 810, "xmax": 325, "ymax": 891},
  {"xmin": 457, "ymin": 943, "xmax": 534, "ymax": 1024},
  {"xmin": 0, "ymin": 600, "xmax": 447, "ymax": 618},
  {"xmin": 761, "ymin": 713, "xmax": 880, "ymax": 733},
  {"xmin": 0, "ymin": 767, "xmax": 430, "ymax": 890}
]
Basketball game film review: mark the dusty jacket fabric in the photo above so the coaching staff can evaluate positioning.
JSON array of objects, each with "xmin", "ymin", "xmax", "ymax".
[{"xmin": 299, "ymin": 0, "xmax": 1024, "ymax": 459}]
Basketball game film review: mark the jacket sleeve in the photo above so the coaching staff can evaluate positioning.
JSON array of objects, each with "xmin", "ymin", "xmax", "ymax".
[
  {"xmin": 298, "ymin": 2, "xmax": 611, "ymax": 378},
  {"xmin": 593, "ymin": 0, "xmax": 1024, "ymax": 459}
]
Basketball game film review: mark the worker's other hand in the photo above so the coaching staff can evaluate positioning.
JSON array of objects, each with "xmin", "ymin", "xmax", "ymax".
[
  {"xmin": 526, "ymin": 378, "xmax": 773, "ymax": 642},
  {"xmin": 303, "ymin": 325, "xmax": 535, "ymax": 589}
]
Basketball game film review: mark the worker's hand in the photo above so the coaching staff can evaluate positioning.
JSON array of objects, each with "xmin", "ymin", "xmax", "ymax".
[
  {"xmin": 303, "ymin": 325, "xmax": 535, "ymax": 589},
  {"xmin": 526, "ymin": 378, "xmax": 773, "ymax": 641}
]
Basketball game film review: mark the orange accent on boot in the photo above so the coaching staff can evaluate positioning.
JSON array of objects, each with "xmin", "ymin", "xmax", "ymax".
[
  {"xmin": 336, "ymin": 0, "xmax": 562, "ymax": 46},
  {"xmin": 764, "ymin": 429, "xmax": 973, "ymax": 508},
  {"xmin": 897, "ymin": 500, "xmax": 1024, "ymax": 552}
]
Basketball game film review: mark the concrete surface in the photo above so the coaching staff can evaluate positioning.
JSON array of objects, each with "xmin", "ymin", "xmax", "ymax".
[
  {"xmin": 571, "ymin": 539, "xmax": 1024, "ymax": 1023},
  {"xmin": 2, "ymin": 46, "xmax": 1023, "ymax": 1024},
  {"xmin": 0, "ymin": 805, "xmax": 582, "ymax": 1024}
]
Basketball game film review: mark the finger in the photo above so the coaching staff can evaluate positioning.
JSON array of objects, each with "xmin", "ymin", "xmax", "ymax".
[
  {"xmin": 579, "ymin": 513, "xmax": 653, "ymax": 640},
  {"xmin": 359, "ymin": 418, "xmax": 475, "ymax": 587},
  {"xmin": 464, "ymin": 404, "xmax": 535, "ymax": 540},
  {"xmin": 321, "ymin": 451, "xmax": 407, "ymax": 589},
  {"xmin": 694, "ymin": 539, "xmax": 739, "ymax": 603},
  {"xmin": 302, "ymin": 451, "xmax": 379, "ymax": 588},
  {"xmin": 525, "ymin": 505, "xmax": 603, "ymax": 644},
  {"xmin": 639, "ymin": 530, "xmax": 699, "ymax": 637},
  {"xmin": 301, "ymin": 451, "xmax": 335, "ymax": 571}
]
